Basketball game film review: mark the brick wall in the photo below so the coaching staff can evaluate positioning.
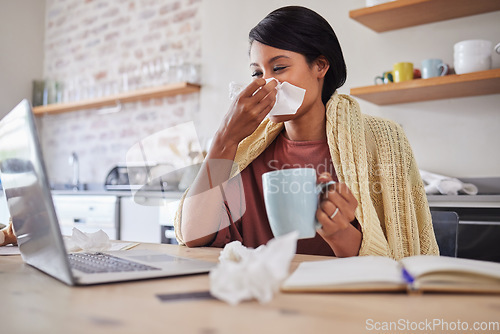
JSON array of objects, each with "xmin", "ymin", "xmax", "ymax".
[{"xmin": 41, "ymin": 0, "xmax": 202, "ymax": 185}]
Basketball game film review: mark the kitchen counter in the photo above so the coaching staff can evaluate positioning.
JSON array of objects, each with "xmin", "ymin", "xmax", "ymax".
[
  {"xmin": 51, "ymin": 189, "xmax": 185, "ymax": 198},
  {"xmin": 426, "ymin": 177, "xmax": 500, "ymax": 208},
  {"xmin": 427, "ymin": 194, "xmax": 500, "ymax": 208}
]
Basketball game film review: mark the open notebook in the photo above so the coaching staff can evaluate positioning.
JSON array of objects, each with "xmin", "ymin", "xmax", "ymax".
[{"xmin": 281, "ymin": 255, "xmax": 500, "ymax": 294}]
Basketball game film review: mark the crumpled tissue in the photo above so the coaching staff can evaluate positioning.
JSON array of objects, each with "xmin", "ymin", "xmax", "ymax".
[
  {"xmin": 209, "ymin": 231, "xmax": 298, "ymax": 305},
  {"xmin": 65, "ymin": 227, "xmax": 112, "ymax": 252},
  {"xmin": 228, "ymin": 78, "xmax": 306, "ymax": 117},
  {"xmin": 420, "ymin": 170, "xmax": 478, "ymax": 195}
]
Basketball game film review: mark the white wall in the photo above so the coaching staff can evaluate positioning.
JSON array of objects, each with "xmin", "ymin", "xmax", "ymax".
[
  {"xmin": 200, "ymin": 0, "xmax": 500, "ymax": 178},
  {"xmin": 0, "ymin": 0, "xmax": 45, "ymax": 117}
]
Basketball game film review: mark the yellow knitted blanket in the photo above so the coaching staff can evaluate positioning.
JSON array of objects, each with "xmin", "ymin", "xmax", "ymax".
[{"xmin": 175, "ymin": 92, "xmax": 439, "ymax": 259}]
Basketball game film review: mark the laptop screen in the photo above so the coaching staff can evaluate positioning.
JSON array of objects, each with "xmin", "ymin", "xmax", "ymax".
[{"xmin": 0, "ymin": 100, "xmax": 74, "ymax": 285}]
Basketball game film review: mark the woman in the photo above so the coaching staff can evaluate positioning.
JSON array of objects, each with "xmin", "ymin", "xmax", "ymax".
[{"xmin": 175, "ymin": 6, "xmax": 439, "ymax": 259}]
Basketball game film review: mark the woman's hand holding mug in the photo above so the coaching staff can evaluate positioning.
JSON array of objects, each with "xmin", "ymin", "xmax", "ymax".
[{"xmin": 316, "ymin": 172, "xmax": 358, "ymax": 239}]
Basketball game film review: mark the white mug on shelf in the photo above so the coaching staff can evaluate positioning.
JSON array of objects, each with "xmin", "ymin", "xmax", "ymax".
[{"xmin": 453, "ymin": 39, "xmax": 496, "ymax": 74}]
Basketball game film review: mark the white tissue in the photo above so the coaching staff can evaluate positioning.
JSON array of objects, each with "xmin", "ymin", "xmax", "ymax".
[
  {"xmin": 228, "ymin": 79, "xmax": 306, "ymax": 117},
  {"xmin": 420, "ymin": 170, "xmax": 478, "ymax": 195},
  {"xmin": 228, "ymin": 81, "xmax": 244, "ymax": 101},
  {"xmin": 265, "ymin": 78, "xmax": 306, "ymax": 116},
  {"xmin": 209, "ymin": 231, "xmax": 298, "ymax": 305},
  {"xmin": 69, "ymin": 227, "xmax": 112, "ymax": 252}
]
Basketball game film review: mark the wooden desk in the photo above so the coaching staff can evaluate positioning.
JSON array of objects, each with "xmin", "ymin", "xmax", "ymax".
[{"xmin": 2, "ymin": 243, "xmax": 500, "ymax": 334}]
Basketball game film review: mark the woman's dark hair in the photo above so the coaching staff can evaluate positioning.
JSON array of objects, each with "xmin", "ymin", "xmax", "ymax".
[{"xmin": 249, "ymin": 6, "xmax": 347, "ymax": 105}]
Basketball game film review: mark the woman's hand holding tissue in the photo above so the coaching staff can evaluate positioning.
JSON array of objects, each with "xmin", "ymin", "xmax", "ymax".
[
  {"xmin": 217, "ymin": 78, "xmax": 278, "ymax": 150},
  {"xmin": 182, "ymin": 79, "xmax": 277, "ymax": 247},
  {"xmin": 315, "ymin": 172, "xmax": 362, "ymax": 257},
  {"xmin": 181, "ymin": 78, "xmax": 276, "ymax": 246}
]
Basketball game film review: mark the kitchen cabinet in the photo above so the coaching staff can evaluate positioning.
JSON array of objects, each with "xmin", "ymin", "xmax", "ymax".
[
  {"xmin": 120, "ymin": 196, "xmax": 161, "ymax": 243},
  {"xmin": 51, "ymin": 191, "xmax": 182, "ymax": 243},
  {"xmin": 52, "ymin": 194, "xmax": 119, "ymax": 239},
  {"xmin": 32, "ymin": 82, "xmax": 201, "ymax": 116},
  {"xmin": 159, "ymin": 197, "xmax": 182, "ymax": 244},
  {"xmin": 120, "ymin": 193, "xmax": 182, "ymax": 243},
  {"xmin": 349, "ymin": 0, "xmax": 500, "ymax": 33},
  {"xmin": 350, "ymin": 69, "xmax": 500, "ymax": 105}
]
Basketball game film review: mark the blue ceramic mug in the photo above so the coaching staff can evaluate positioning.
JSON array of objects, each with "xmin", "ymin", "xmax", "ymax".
[
  {"xmin": 421, "ymin": 58, "xmax": 449, "ymax": 79},
  {"xmin": 262, "ymin": 168, "xmax": 335, "ymax": 239}
]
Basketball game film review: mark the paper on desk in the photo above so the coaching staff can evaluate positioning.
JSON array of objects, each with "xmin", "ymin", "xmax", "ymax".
[
  {"xmin": 0, "ymin": 232, "xmax": 138, "ymax": 256},
  {"xmin": 0, "ymin": 245, "xmax": 20, "ymax": 255},
  {"xmin": 209, "ymin": 231, "xmax": 298, "ymax": 305},
  {"xmin": 64, "ymin": 228, "xmax": 139, "ymax": 253}
]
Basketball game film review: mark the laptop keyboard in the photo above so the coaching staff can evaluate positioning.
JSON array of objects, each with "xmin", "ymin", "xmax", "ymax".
[{"xmin": 68, "ymin": 252, "xmax": 161, "ymax": 274}]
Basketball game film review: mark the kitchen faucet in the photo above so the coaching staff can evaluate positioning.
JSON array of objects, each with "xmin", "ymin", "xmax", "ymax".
[{"xmin": 69, "ymin": 152, "xmax": 79, "ymax": 191}]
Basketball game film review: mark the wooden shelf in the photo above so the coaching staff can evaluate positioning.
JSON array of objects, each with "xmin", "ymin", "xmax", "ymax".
[
  {"xmin": 32, "ymin": 82, "xmax": 201, "ymax": 115},
  {"xmin": 350, "ymin": 68, "xmax": 500, "ymax": 105},
  {"xmin": 349, "ymin": 0, "xmax": 500, "ymax": 32}
]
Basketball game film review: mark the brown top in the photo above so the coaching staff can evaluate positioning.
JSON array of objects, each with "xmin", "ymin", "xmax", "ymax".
[{"xmin": 210, "ymin": 132, "xmax": 340, "ymax": 256}]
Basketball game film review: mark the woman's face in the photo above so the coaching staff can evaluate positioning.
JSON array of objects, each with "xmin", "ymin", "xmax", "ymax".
[{"xmin": 249, "ymin": 41, "xmax": 327, "ymax": 122}]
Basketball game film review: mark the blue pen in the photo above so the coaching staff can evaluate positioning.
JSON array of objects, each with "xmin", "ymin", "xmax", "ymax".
[
  {"xmin": 400, "ymin": 266, "xmax": 418, "ymax": 292},
  {"xmin": 401, "ymin": 267, "xmax": 414, "ymax": 284}
]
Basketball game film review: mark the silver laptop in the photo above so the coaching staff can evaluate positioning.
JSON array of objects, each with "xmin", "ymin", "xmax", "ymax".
[{"xmin": 0, "ymin": 100, "xmax": 214, "ymax": 285}]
